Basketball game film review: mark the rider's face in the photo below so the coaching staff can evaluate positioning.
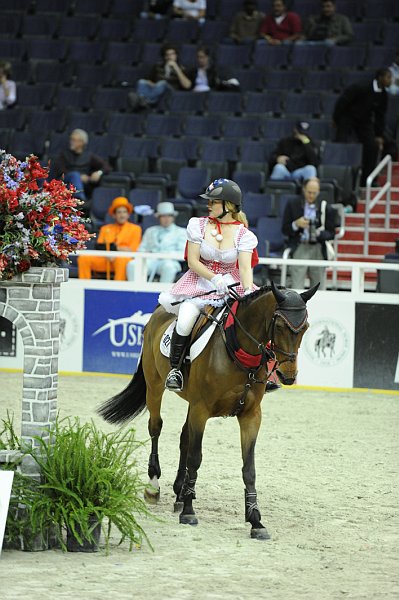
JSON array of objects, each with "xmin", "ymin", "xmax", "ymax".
[{"xmin": 207, "ymin": 199, "xmax": 223, "ymax": 218}]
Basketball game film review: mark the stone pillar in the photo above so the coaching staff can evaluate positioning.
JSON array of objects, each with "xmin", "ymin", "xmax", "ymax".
[{"xmin": 0, "ymin": 267, "xmax": 68, "ymax": 476}]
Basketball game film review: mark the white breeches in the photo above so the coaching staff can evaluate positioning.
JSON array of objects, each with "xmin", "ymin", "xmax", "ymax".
[{"xmin": 175, "ymin": 301, "xmax": 202, "ymax": 336}]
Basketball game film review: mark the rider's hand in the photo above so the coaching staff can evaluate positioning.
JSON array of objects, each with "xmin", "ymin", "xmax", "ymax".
[{"xmin": 211, "ymin": 274, "xmax": 229, "ymax": 296}]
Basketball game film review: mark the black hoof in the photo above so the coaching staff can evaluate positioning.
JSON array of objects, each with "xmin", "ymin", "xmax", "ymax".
[
  {"xmin": 179, "ymin": 513, "xmax": 198, "ymax": 526},
  {"xmin": 250, "ymin": 528, "xmax": 271, "ymax": 540},
  {"xmin": 144, "ymin": 488, "xmax": 160, "ymax": 504},
  {"xmin": 174, "ymin": 501, "xmax": 184, "ymax": 513}
]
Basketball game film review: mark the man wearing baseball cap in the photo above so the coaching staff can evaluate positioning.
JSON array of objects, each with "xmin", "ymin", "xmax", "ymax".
[
  {"xmin": 126, "ymin": 202, "xmax": 186, "ymax": 283},
  {"xmin": 269, "ymin": 121, "xmax": 319, "ymax": 182},
  {"xmin": 78, "ymin": 196, "xmax": 142, "ymax": 280}
]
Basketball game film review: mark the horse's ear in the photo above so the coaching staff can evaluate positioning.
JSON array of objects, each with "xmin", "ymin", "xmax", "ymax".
[
  {"xmin": 300, "ymin": 282, "xmax": 320, "ymax": 304},
  {"xmin": 271, "ymin": 280, "xmax": 286, "ymax": 304}
]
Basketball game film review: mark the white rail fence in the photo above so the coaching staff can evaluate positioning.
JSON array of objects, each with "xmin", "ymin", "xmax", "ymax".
[{"xmin": 72, "ymin": 250, "xmax": 399, "ymax": 294}]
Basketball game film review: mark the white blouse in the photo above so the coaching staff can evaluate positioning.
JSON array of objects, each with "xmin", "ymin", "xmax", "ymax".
[{"xmin": 187, "ymin": 217, "xmax": 258, "ymax": 264}]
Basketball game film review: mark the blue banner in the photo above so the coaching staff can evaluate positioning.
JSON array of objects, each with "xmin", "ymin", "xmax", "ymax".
[{"xmin": 83, "ymin": 289, "xmax": 159, "ymax": 374}]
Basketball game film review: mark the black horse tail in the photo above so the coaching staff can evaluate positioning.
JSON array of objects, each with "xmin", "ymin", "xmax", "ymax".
[{"xmin": 97, "ymin": 357, "xmax": 147, "ymax": 425}]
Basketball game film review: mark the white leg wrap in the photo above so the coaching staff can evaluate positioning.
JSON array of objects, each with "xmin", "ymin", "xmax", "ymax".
[{"xmin": 176, "ymin": 301, "xmax": 201, "ymax": 336}]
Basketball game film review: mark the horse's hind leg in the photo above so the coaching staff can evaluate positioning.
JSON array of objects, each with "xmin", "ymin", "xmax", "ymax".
[
  {"xmin": 144, "ymin": 383, "xmax": 164, "ymax": 504},
  {"xmin": 178, "ymin": 405, "xmax": 208, "ymax": 526},
  {"xmin": 238, "ymin": 408, "xmax": 271, "ymax": 540},
  {"xmin": 173, "ymin": 409, "xmax": 190, "ymax": 513}
]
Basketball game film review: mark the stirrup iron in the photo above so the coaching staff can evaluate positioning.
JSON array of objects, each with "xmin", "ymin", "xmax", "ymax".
[{"xmin": 165, "ymin": 368, "xmax": 184, "ymax": 391}]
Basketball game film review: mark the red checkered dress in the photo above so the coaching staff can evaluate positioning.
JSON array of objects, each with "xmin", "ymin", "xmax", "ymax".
[{"xmin": 159, "ymin": 217, "xmax": 258, "ymax": 314}]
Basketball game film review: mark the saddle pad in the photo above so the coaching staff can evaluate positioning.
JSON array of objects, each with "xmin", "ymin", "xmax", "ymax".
[{"xmin": 160, "ymin": 308, "xmax": 227, "ymax": 362}]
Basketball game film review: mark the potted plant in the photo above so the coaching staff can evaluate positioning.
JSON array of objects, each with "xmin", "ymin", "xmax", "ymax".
[
  {"xmin": 1, "ymin": 415, "xmax": 154, "ymax": 553},
  {"xmin": 0, "ymin": 150, "xmax": 92, "ymax": 280}
]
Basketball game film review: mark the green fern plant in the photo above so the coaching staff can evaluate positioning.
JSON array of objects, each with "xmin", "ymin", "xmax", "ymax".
[{"xmin": 3, "ymin": 416, "xmax": 154, "ymax": 553}]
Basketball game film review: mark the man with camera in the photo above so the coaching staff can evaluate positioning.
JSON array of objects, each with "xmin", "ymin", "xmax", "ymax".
[{"xmin": 282, "ymin": 177, "xmax": 336, "ymax": 290}]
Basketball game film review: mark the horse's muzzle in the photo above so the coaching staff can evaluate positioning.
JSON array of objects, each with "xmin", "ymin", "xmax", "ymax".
[{"xmin": 276, "ymin": 370, "xmax": 297, "ymax": 386}]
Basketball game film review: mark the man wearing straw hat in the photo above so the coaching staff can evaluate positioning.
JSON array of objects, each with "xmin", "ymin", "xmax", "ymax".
[
  {"xmin": 126, "ymin": 201, "xmax": 186, "ymax": 283},
  {"xmin": 78, "ymin": 196, "xmax": 141, "ymax": 280}
]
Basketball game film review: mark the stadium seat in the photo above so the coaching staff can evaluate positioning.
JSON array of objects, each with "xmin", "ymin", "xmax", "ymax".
[
  {"xmin": 26, "ymin": 109, "xmax": 68, "ymax": 134},
  {"xmin": 363, "ymin": 0, "xmax": 393, "ymax": 18},
  {"xmin": 105, "ymin": 41, "xmax": 142, "ymax": 66},
  {"xmin": 207, "ymin": 91, "xmax": 243, "ymax": 115},
  {"xmin": 352, "ymin": 21, "xmax": 383, "ymax": 45},
  {"xmin": 166, "ymin": 19, "xmax": 200, "ymax": 44},
  {"xmin": 242, "ymin": 192, "xmax": 274, "ymax": 228},
  {"xmin": 199, "ymin": 20, "xmax": 230, "ymax": 44},
  {"xmin": 97, "ymin": 18, "xmax": 131, "ymax": 41},
  {"xmin": 10, "ymin": 131, "xmax": 47, "ymax": 161},
  {"xmin": 256, "ymin": 216, "xmax": 285, "ymax": 257},
  {"xmin": 21, "ymin": 14, "xmax": 58, "ymax": 38},
  {"xmin": 0, "ymin": 40, "xmax": 27, "ymax": 61},
  {"xmin": 141, "ymin": 43, "xmax": 163, "ymax": 67},
  {"xmin": 144, "ymin": 114, "xmax": 183, "ymax": 138},
  {"xmin": 167, "ymin": 91, "xmax": 207, "ymax": 115},
  {"xmin": 72, "ymin": 0, "xmax": 110, "ymax": 16},
  {"xmin": 133, "ymin": 18, "xmax": 167, "ymax": 42},
  {"xmin": 235, "ymin": 68, "xmax": 264, "ymax": 92},
  {"xmin": 176, "ymin": 167, "xmax": 210, "ymax": 199},
  {"xmin": 27, "ymin": 39, "xmax": 67, "ymax": 62},
  {"xmin": 321, "ymin": 142, "xmax": 362, "ymax": 168},
  {"xmin": 92, "ymin": 88, "xmax": 129, "ymax": 111},
  {"xmin": 291, "ymin": 45, "xmax": 328, "ymax": 69},
  {"xmin": 222, "ymin": 116, "xmax": 262, "ymax": 140},
  {"xmin": 16, "ymin": 83, "xmax": 56, "ymax": 109},
  {"xmin": 184, "ymin": 114, "xmax": 222, "ymax": 138},
  {"xmin": 0, "ymin": 108, "xmax": 26, "ymax": 131},
  {"xmin": 90, "ymin": 186, "xmax": 127, "ymax": 229},
  {"xmin": 215, "ymin": 44, "xmax": 252, "ymax": 68},
  {"xmin": 243, "ymin": 91, "xmax": 283, "ymax": 117},
  {"xmin": 328, "ymin": 46, "xmax": 367, "ymax": 70},
  {"xmin": 75, "ymin": 63, "xmax": 114, "ymax": 87},
  {"xmin": 284, "ymin": 91, "xmax": 323, "ymax": 118},
  {"xmin": 107, "ymin": 113, "xmax": 144, "ymax": 137},
  {"xmin": 66, "ymin": 110, "xmax": 108, "ymax": 135},
  {"xmin": 56, "ymin": 87, "xmax": 93, "ymax": 111},
  {"xmin": 58, "ymin": 15, "xmax": 100, "ymax": 39},
  {"xmin": 34, "ymin": 0, "xmax": 72, "ymax": 12},
  {"xmin": 129, "ymin": 188, "xmax": 163, "ymax": 210},
  {"xmin": 253, "ymin": 45, "xmax": 290, "ymax": 70},
  {"xmin": 265, "ymin": 70, "xmax": 303, "ymax": 91},
  {"xmin": 68, "ymin": 40, "xmax": 105, "ymax": 63},
  {"xmin": 33, "ymin": 62, "xmax": 74, "ymax": 86},
  {"xmin": 87, "ymin": 134, "xmax": 121, "ymax": 163},
  {"xmin": 232, "ymin": 171, "xmax": 266, "ymax": 195},
  {"xmin": 302, "ymin": 69, "xmax": 343, "ymax": 92}
]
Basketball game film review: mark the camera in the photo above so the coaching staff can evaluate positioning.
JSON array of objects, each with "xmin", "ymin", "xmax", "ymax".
[{"xmin": 308, "ymin": 220, "xmax": 318, "ymax": 244}]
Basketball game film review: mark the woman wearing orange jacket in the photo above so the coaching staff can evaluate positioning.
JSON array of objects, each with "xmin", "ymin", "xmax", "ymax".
[{"xmin": 78, "ymin": 196, "xmax": 142, "ymax": 280}]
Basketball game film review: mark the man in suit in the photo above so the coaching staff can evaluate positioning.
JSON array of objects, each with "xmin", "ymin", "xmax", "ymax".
[
  {"xmin": 333, "ymin": 68, "xmax": 394, "ymax": 185},
  {"xmin": 282, "ymin": 178, "xmax": 336, "ymax": 290}
]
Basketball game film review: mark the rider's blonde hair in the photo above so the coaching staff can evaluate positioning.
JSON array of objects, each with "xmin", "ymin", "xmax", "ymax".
[{"xmin": 225, "ymin": 201, "xmax": 248, "ymax": 228}]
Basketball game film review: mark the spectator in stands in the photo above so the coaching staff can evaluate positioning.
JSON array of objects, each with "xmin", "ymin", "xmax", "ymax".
[
  {"xmin": 259, "ymin": 0, "xmax": 301, "ymax": 45},
  {"xmin": 126, "ymin": 201, "xmax": 186, "ymax": 282},
  {"xmin": 53, "ymin": 129, "xmax": 111, "ymax": 215},
  {"xmin": 78, "ymin": 196, "xmax": 142, "ymax": 281},
  {"xmin": 229, "ymin": 0, "xmax": 265, "ymax": 44},
  {"xmin": 303, "ymin": 0, "xmax": 353, "ymax": 45},
  {"xmin": 128, "ymin": 44, "xmax": 191, "ymax": 111},
  {"xmin": 187, "ymin": 46, "xmax": 240, "ymax": 92},
  {"xmin": 172, "ymin": 0, "xmax": 206, "ymax": 22},
  {"xmin": 141, "ymin": 0, "xmax": 173, "ymax": 18},
  {"xmin": 333, "ymin": 68, "xmax": 396, "ymax": 186},
  {"xmin": 0, "ymin": 60, "xmax": 16, "ymax": 110},
  {"xmin": 282, "ymin": 177, "xmax": 336, "ymax": 290},
  {"xmin": 269, "ymin": 121, "xmax": 319, "ymax": 182},
  {"xmin": 388, "ymin": 50, "xmax": 399, "ymax": 96}
]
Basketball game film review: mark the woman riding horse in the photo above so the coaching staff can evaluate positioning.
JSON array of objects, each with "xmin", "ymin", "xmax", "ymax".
[{"xmin": 159, "ymin": 178, "xmax": 277, "ymax": 393}]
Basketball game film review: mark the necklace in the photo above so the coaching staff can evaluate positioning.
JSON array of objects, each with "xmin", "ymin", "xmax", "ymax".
[{"xmin": 209, "ymin": 217, "xmax": 240, "ymax": 242}]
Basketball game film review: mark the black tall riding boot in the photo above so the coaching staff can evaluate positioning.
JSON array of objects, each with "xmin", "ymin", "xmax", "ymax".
[{"xmin": 165, "ymin": 329, "xmax": 190, "ymax": 391}]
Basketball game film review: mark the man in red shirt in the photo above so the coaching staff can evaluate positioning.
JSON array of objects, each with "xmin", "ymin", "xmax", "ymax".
[{"xmin": 259, "ymin": 0, "xmax": 301, "ymax": 44}]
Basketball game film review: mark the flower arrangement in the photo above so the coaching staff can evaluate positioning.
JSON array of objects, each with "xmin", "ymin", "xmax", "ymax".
[{"xmin": 0, "ymin": 150, "xmax": 92, "ymax": 280}]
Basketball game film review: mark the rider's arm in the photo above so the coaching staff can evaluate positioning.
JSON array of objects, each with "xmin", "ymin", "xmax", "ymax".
[{"xmin": 238, "ymin": 251, "xmax": 253, "ymax": 291}]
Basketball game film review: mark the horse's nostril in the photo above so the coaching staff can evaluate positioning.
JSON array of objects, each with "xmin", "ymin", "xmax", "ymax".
[{"xmin": 276, "ymin": 370, "xmax": 297, "ymax": 386}]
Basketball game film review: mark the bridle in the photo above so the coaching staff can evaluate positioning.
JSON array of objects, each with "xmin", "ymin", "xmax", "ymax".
[{"xmin": 267, "ymin": 307, "xmax": 308, "ymax": 366}]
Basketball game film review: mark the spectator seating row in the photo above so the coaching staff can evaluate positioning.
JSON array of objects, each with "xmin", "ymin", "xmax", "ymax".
[
  {"xmin": 5, "ymin": 60, "xmax": 385, "ymax": 94},
  {"xmin": 2, "ymin": 84, "xmax": 394, "ymax": 119},
  {"xmin": 0, "ymin": 38, "xmax": 396, "ymax": 71},
  {"xmin": 3, "ymin": 0, "xmax": 399, "ymax": 23},
  {"xmin": 1, "ymin": 13, "xmax": 399, "ymax": 45}
]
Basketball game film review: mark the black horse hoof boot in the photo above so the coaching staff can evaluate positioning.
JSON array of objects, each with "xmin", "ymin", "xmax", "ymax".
[
  {"xmin": 165, "ymin": 368, "xmax": 184, "ymax": 391},
  {"xmin": 265, "ymin": 381, "xmax": 280, "ymax": 393}
]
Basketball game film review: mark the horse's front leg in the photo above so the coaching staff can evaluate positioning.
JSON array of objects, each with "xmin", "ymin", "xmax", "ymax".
[
  {"xmin": 238, "ymin": 407, "xmax": 271, "ymax": 540},
  {"xmin": 144, "ymin": 386, "xmax": 164, "ymax": 504},
  {"xmin": 178, "ymin": 405, "xmax": 208, "ymax": 526},
  {"xmin": 173, "ymin": 408, "xmax": 189, "ymax": 513}
]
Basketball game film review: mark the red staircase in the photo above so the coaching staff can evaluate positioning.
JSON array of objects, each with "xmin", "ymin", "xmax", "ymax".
[{"xmin": 333, "ymin": 162, "xmax": 399, "ymax": 289}]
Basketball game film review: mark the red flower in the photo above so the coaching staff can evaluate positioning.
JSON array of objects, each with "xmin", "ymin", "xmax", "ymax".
[{"xmin": 18, "ymin": 259, "xmax": 31, "ymax": 272}]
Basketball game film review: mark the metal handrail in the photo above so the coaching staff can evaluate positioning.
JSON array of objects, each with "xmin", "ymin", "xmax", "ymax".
[{"xmin": 364, "ymin": 154, "xmax": 392, "ymax": 255}]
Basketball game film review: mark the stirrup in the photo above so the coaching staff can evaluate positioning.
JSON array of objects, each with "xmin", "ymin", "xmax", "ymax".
[
  {"xmin": 165, "ymin": 368, "xmax": 184, "ymax": 392},
  {"xmin": 265, "ymin": 381, "xmax": 280, "ymax": 393}
]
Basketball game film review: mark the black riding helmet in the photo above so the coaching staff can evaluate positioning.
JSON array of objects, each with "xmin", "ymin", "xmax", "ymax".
[{"xmin": 199, "ymin": 178, "xmax": 242, "ymax": 217}]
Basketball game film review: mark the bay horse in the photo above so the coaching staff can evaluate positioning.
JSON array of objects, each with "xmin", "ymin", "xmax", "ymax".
[{"xmin": 98, "ymin": 282, "xmax": 319, "ymax": 540}]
